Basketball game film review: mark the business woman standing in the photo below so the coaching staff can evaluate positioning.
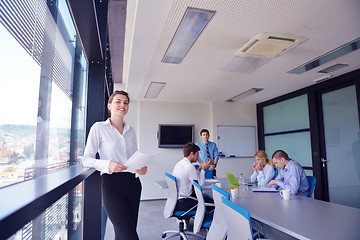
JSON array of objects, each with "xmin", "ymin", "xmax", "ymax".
[{"xmin": 82, "ymin": 90, "xmax": 147, "ymax": 240}]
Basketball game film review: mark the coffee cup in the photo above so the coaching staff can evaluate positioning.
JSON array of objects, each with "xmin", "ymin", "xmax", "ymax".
[
  {"xmin": 231, "ymin": 188, "xmax": 239, "ymax": 198},
  {"xmin": 280, "ymin": 189, "xmax": 291, "ymax": 200}
]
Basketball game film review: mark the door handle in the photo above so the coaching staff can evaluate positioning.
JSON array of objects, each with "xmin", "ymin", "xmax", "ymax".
[{"xmin": 321, "ymin": 158, "xmax": 327, "ymax": 167}]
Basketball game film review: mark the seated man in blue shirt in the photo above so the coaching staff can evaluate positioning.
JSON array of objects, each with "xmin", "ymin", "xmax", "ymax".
[
  {"xmin": 196, "ymin": 129, "xmax": 219, "ymax": 179},
  {"xmin": 268, "ymin": 150, "xmax": 310, "ymax": 197}
]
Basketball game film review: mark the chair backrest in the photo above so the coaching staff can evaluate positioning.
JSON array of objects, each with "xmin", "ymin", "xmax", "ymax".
[
  {"xmin": 163, "ymin": 172, "xmax": 178, "ymax": 218},
  {"xmin": 307, "ymin": 176, "xmax": 317, "ymax": 198},
  {"xmin": 193, "ymin": 180, "xmax": 206, "ymax": 234},
  {"xmin": 221, "ymin": 196, "xmax": 253, "ymax": 240},
  {"xmin": 207, "ymin": 184, "xmax": 230, "ymax": 240},
  {"xmin": 272, "ymin": 167, "xmax": 278, "ymax": 180}
]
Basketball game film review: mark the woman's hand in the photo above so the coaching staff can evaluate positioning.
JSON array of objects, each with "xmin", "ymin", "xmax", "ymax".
[
  {"xmin": 136, "ymin": 166, "xmax": 148, "ymax": 175},
  {"xmin": 109, "ymin": 161, "xmax": 127, "ymax": 173},
  {"xmin": 255, "ymin": 163, "xmax": 263, "ymax": 171},
  {"xmin": 252, "ymin": 162, "xmax": 257, "ymax": 171}
]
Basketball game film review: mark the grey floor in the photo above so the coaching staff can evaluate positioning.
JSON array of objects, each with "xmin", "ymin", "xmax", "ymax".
[{"xmin": 104, "ymin": 199, "xmax": 207, "ymax": 240}]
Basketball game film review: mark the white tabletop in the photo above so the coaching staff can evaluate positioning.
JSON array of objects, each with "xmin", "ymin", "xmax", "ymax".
[{"xmin": 220, "ymin": 178, "xmax": 360, "ymax": 240}]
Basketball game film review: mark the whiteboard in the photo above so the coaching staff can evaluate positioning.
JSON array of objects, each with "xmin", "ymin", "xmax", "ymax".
[{"xmin": 217, "ymin": 125, "xmax": 256, "ymax": 157}]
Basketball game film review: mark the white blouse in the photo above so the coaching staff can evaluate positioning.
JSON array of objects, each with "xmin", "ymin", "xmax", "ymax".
[
  {"xmin": 250, "ymin": 163, "xmax": 275, "ymax": 187},
  {"xmin": 82, "ymin": 119, "xmax": 137, "ymax": 175}
]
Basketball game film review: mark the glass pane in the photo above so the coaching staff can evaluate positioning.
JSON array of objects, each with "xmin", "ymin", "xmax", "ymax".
[
  {"xmin": 322, "ymin": 85, "xmax": 360, "ymax": 208},
  {"xmin": 48, "ymin": 85, "xmax": 72, "ymax": 165},
  {"xmin": 0, "ymin": 0, "xmax": 88, "ymax": 187},
  {"xmin": 0, "ymin": 23, "xmax": 41, "ymax": 187},
  {"xmin": 265, "ymin": 131, "xmax": 312, "ymax": 167},
  {"xmin": 304, "ymin": 169, "xmax": 313, "ymax": 176},
  {"xmin": 264, "ymin": 94, "xmax": 309, "ymax": 134},
  {"xmin": 71, "ymin": 50, "xmax": 88, "ymax": 163}
]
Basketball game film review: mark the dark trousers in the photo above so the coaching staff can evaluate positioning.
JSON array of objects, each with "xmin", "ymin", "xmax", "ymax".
[{"xmin": 102, "ymin": 172, "xmax": 142, "ymax": 240}]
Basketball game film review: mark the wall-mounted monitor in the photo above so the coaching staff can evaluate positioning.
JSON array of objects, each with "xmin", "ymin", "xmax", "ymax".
[{"xmin": 158, "ymin": 124, "xmax": 194, "ymax": 148}]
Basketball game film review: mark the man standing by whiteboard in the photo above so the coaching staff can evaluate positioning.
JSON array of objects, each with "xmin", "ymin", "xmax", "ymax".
[{"xmin": 196, "ymin": 129, "xmax": 219, "ymax": 179}]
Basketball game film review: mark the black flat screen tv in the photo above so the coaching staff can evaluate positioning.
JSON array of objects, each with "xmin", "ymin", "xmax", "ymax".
[{"xmin": 158, "ymin": 124, "xmax": 194, "ymax": 148}]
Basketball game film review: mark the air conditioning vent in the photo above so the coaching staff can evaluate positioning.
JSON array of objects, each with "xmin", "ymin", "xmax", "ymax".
[{"xmin": 235, "ymin": 32, "xmax": 307, "ymax": 58}]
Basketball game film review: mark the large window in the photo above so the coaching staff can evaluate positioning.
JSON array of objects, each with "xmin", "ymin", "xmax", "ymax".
[{"xmin": 0, "ymin": 0, "xmax": 88, "ymax": 187}]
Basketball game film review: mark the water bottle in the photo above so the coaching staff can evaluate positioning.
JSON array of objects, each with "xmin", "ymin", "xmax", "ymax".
[{"xmin": 239, "ymin": 173, "xmax": 245, "ymax": 191}]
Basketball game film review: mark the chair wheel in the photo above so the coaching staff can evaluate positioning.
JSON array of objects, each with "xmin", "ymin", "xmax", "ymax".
[{"xmin": 162, "ymin": 233, "xmax": 166, "ymax": 238}]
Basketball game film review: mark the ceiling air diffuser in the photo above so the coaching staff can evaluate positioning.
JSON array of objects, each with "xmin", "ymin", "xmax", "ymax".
[{"xmin": 235, "ymin": 32, "xmax": 307, "ymax": 58}]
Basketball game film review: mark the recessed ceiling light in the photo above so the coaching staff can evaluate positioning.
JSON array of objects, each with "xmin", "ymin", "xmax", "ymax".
[
  {"xmin": 226, "ymin": 88, "xmax": 263, "ymax": 102},
  {"xmin": 161, "ymin": 7, "xmax": 215, "ymax": 64},
  {"xmin": 144, "ymin": 82, "xmax": 166, "ymax": 99},
  {"xmin": 288, "ymin": 37, "xmax": 360, "ymax": 74},
  {"xmin": 318, "ymin": 63, "xmax": 349, "ymax": 73}
]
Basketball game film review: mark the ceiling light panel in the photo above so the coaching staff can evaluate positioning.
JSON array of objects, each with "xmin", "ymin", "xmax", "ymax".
[
  {"xmin": 161, "ymin": 7, "xmax": 215, "ymax": 64},
  {"xmin": 226, "ymin": 88, "xmax": 263, "ymax": 102},
  {"xmin": 144, "ymin": 82, "xmax": 166, "ymax": 99},
  {"xmin": 318, "ymin": 63, "xmax": 349, "ymax": 73},
  {"xmin": 288, "ymin": 37, "xmax": 360, "ymax": 74}
]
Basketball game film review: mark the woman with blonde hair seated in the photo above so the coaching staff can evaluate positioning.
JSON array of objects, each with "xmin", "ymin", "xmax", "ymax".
[{"xmin": 250, "ymin": 150, "xmax": 275, "ymax": 187}]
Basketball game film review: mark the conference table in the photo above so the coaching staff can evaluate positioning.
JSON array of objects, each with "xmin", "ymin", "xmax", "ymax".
[
  {"xmin": 219, "ymin": 178, "xmax": 360, "ymax": 240},
  {"xmin": 157, "ymin": 177, "xmax": 360, "ymax": 239}
]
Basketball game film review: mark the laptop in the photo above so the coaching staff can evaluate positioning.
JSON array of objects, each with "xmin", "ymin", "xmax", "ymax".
[
  {"xmin": 225, "ymin": 172, "xmax": 239, "ymax": 186},
  {"xmin": 225, "ymin": 172, "xmax": 255, "ymax": 188}
]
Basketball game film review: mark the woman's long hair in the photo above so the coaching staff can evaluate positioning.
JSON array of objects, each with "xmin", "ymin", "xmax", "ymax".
[{"xmin": 254, "ymin": 150, "xmax": 274, "ymax": 167}]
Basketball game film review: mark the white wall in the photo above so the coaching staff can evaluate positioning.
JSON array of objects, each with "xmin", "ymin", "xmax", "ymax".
[
  {"xmin": 124, "ymin": 100, "xmax": 258, "ymax": 200},
  {"xmin": 211, "ymin": 103, "xmax": 258, "ymax": 181}
]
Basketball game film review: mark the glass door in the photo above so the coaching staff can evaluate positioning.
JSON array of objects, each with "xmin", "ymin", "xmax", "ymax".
[{"xmin": 320, "ymin": 85, "xmax": 360, "ymax": 208}]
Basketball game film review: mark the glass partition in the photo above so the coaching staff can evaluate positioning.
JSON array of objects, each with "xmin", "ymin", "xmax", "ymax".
[
  {"xmin": 321, "ymin": 85, "xmax": 360, "ymax": 208},
  {"xmin": 265, "ymin": 132, "xmax": 312, "ymax": 168},
  {"xmin": 263, "ymin": 94, "xmax": 313, "ymax": 173},
  {"xmin": 263, "ymin": 94, "xmax": 309, "ymax": 134}
]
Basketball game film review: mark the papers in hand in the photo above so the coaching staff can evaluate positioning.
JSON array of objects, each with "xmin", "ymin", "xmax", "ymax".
[{"xmin": 124, "ymin": 151, "xmax": 156, "ymax": 173}]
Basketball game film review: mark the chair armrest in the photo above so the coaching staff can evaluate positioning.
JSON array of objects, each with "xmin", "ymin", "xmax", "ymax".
[{"xmin": 204, "ymin": 203, "xmax": 215, "ymax": 207}]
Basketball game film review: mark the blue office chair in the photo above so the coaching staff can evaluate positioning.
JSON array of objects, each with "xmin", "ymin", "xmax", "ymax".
[
  {"xmin": 221, "ymin": 197, "xmax": 266, "ymax": 240},
  {"xmin": 206, "ymin": 184, "xmax": 230, "ymax": 240},
  {"xmin": 272, "ymin": 167, "xmax": 278, "ymax": 180},
  {"xmin": 221, "ymin": 196, "xmax": 253, "ymax": 240},
  {"xmin": 162, "ymin": 172, "xmax": 203, "ymax": 239},
  {"xmin": 307, "ymin": 176, "xmax": 317, "ymax": 198},
  {"xmin": 192, "ymin": 180, "xmax": 215, "ymax": 239}
]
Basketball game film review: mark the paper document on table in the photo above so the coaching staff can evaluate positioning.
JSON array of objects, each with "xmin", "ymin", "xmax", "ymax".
[
  {"xmin": 252, "ymin": 186, "xmax": 278, "ymax": 192},
  {"xmin": 205, "ymin": 179, "xmax": 219, "ymax": 183},
  {"xmin": 125, "ymin": 151, "xmax": 156, "ymax": 173}
]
